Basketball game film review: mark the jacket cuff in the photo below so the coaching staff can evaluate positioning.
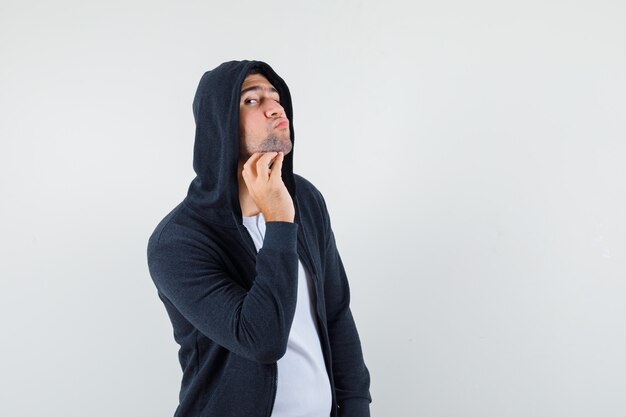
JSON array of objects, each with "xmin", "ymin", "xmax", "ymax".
[
  {"xmin": 339, "ymin": 398, "xmax": 371, "ymax": 417},
  {"xmin": 262, "ymin": 221, "xmax": 298, "ymax": 252}
]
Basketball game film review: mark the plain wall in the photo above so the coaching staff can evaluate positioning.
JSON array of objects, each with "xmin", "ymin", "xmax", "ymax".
[{"xmin": 1, "ymin": 0, "xmax": 625, "ymax": 416}]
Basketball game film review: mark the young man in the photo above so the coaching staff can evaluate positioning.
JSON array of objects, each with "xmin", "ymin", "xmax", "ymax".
[{"xmin": 147, "ymin": 60, "xmax": 371, "ymax": 417}]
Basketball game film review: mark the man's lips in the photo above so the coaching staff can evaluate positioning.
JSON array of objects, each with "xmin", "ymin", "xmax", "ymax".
[{"xmin": 274, "ymin": 118, "xmax": 289, "ymax": 129}]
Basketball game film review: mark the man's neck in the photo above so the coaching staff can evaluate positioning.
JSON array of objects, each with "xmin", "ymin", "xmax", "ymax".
[{"xmin": 237, "ymin": 160, "xmax": 262, "ymax": 217}]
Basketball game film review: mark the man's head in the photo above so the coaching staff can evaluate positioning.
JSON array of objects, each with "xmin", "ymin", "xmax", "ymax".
[{"xmin": 238, "ymin": 69, "xmax": 292, "ymax": 161}]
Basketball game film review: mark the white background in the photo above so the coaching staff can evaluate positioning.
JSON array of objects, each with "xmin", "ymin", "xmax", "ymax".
[{"xmin": 1, "ymin": 0, "xmax": 625, "ymax": 416}]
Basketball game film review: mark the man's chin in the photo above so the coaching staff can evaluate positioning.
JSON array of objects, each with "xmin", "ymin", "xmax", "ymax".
[
  {"xmin": 239, "ymin": 146, "xmax": 291, "ymax": 161},
  {"xmin": 260, "ymin": 143, "xmax": 292, "ymax": 155}
]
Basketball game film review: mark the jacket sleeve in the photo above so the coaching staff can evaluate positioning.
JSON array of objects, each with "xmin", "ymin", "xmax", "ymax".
[
  {"xmin": 147, "ymin": 221, "xmax": 299, "ymax": 364},
  {"xmin": 321, "ymin": 201, "xmax": 372, "ymax": 416}
]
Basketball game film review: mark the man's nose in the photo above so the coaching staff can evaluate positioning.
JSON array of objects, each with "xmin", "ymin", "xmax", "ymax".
[{"xmin": 264, "ymin": 100, "xmax": 285, "ymax": 118}]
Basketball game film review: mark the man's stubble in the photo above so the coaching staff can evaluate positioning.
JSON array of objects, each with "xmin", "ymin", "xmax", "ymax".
[{"xmin": 240, "ymin": 131, "xmax": 292, "ymax": 160}]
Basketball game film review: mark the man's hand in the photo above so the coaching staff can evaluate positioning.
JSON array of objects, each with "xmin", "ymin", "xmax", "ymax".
[{"xmin": 241, "ymin": 152, "xmax": 295, "ymax": 223}]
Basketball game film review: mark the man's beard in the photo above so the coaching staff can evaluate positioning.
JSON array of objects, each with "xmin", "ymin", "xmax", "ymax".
[
  {"xmin": 257, "ymin": 132, "xmax": 292, "ymax": 154},
  {"xmin": 240, "ymin": 131, "xmax": 292, "ymax": 159}
]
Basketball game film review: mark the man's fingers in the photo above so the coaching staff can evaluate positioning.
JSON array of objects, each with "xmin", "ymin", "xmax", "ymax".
[
  {"xmin": 255, "ymin": 152, "xmax": 278, "ymax": 181},
  {"xmin": 243, "ymin": 152, "xmax": 282, "ymax": 184},
  {"xmin": 269, "ymin": 152, "xmax": 283, "ymax": 181},
  {"xmin": 243, "ymin": 152, "xmax": 265, "ymax": 178}
]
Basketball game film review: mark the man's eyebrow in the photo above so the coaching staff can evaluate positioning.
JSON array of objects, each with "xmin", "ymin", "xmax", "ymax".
[{"xmin": 240, "ymin": 85, "xmax": 279, "ymax": 96}]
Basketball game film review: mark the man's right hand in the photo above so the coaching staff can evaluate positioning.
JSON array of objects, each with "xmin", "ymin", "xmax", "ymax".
[{"xmin": 241, "ymin": 152, "xmax": 295, "ymax": 223}]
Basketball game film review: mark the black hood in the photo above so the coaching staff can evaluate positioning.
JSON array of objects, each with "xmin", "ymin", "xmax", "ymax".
[{"xmin": 183, "ymin": 60, "xmax": 297, "ymax": 227}]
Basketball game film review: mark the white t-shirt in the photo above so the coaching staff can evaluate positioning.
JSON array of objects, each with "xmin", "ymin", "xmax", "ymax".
[{"xmin": 242, "ymin": 212, "xmax": 332, "ymax": 417}]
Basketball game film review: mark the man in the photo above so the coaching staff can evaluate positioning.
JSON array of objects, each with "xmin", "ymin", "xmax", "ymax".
[{"xmin": 147, "ymin": 60, "xmax": 371, "ymax": 417}]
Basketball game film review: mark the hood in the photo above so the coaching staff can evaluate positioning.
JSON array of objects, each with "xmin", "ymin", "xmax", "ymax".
[{"xmin": 183, "ymin": 60, "xmax": 297, "ymax": 227}]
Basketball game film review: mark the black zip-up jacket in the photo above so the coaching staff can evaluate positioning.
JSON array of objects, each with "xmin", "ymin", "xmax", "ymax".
[{"xmin": 147, "ymin": 60, "xmax": 371, "ymax": 417}]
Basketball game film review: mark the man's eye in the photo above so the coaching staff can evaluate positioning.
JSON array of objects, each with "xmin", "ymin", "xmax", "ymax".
[{"xmin": 244, "ymin": 98, "xmax": 258, "ymax": 104}]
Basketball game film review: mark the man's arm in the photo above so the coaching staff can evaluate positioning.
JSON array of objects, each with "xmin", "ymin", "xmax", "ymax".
[{"xmin": 147, "ymin": 220, "xmax": 299, "ymax": 364}]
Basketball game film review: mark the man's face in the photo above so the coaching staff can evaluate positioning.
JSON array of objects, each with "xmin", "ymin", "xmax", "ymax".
[{"xmin": 239, "ymin": 73, "xmax": 292, "ymax": 160}]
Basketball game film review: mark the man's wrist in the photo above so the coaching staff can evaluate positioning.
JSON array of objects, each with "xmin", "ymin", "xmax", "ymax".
[{"xmin": 264, "ymin": 212, "xmax": 294, "ymax": 222}]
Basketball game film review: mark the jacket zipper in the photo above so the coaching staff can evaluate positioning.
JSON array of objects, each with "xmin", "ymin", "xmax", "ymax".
[{"xmin": 294, "ymin": 202, "xmax": 338, "ymax": 416}]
